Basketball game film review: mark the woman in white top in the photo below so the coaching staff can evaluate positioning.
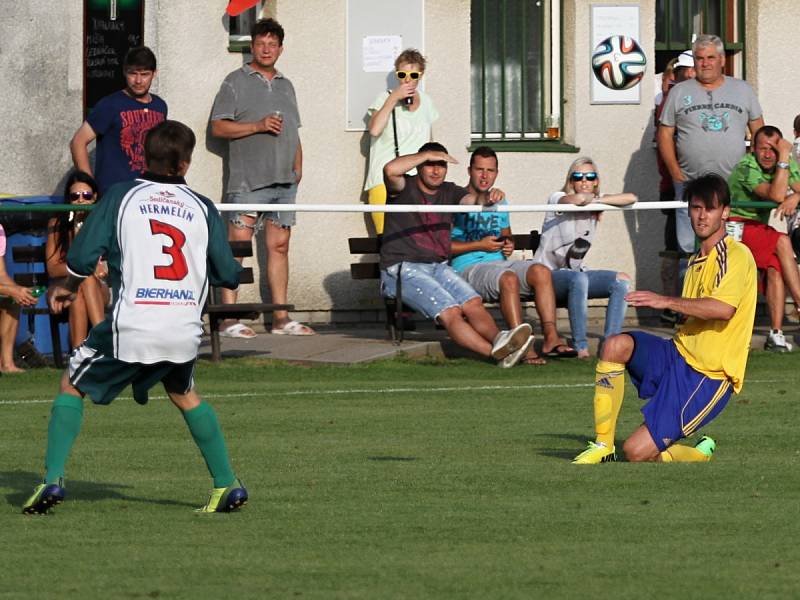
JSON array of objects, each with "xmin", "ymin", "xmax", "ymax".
[
  {"xmin": 533, "ymin": 157, "xmax": 637, "ymax": 358},
  {"xmin": 364, "ymin": 49, "xmax": 439, "ymax": 235}
]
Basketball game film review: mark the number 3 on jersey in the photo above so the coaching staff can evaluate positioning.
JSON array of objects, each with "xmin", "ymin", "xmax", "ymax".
[{"xmin": 150, "ymin": 219, "xmax": 188, "ymax": 281}]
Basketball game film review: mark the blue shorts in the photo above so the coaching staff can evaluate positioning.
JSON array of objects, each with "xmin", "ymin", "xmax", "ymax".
[
  {"xmin": 380, "ymin": 261, "xmax": 480, "ymax": 320},
  {"xmin": 627, "ymin": 331, "xmax": 732, "ymax": 451},
  {"xmin": 226, "ymin": 182, "xmax": 298, "ymax": 230}
]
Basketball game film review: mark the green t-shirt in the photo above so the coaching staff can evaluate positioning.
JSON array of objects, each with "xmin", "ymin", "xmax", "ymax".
[{"xmin": 728, "ymin": 153, "xmax": 800, "ymax": 223}]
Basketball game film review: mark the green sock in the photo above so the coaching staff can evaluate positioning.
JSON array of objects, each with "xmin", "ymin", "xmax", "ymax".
[
  {"xmin": 182, "ymin": 401, "xmax": 235, "ymax": 488},
  {"xmin": 44, "ymin": 393, "xmax": 84, "ymax": 484}
]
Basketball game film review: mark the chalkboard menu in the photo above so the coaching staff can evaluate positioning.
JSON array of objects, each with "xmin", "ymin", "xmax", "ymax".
[{"xmin": 83, "ymin": 0, "xmax": 145, "ymax": 115}]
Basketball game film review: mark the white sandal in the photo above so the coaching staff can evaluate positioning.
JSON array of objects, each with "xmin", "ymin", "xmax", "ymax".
[
  {"xmin": 271, "ymin": 320, "xmax": 315, "ymax": 336},
  {"xmin": 219, "ymin": 323, "xmax": 257, "ymax": 339}
]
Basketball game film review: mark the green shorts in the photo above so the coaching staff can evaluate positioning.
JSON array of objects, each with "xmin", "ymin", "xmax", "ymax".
[{"xmin": 68, "ymin": 322, "xmax": 196, "ymax": 406}]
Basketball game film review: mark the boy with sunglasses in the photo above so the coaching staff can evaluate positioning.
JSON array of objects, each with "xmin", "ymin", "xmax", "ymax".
[{"xmin": 365, "ymin": 49, "xmax": 439, "ymax": 235}]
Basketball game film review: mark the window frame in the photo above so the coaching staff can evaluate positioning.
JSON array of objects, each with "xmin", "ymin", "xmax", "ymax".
[
  {"xmin": 655, "ymin": 0, "xmax": 746, "ymax": 76},
  {"xmin": 469, "ymin": 0, "xmax": 576, "ymax": 153},
  {"xmin": 227, "ymin": 1, "xmax": 267, "ymax": 53}
]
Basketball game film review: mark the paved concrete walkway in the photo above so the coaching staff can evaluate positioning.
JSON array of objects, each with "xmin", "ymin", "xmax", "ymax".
[{"xmin": 199, "ymin": 322, "xmax": 782, "ymax": 365}]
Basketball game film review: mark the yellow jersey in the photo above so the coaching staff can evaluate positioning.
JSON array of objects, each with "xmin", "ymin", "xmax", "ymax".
[{"xmin": 674, "ymin": 235, "xmax": 757, "ymax": 393}]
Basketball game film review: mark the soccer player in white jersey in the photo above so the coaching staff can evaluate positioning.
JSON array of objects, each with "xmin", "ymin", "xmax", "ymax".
[{"xmin": 23, "ymin": 120, "xmax": 248, "ymax": 514}]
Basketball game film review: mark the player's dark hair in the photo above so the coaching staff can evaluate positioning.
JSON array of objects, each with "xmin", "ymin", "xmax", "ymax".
[
  {"xmin": 794, "ymin": 114, "xmax": 800, "ymax": 135},
  {"xmin": 469, "ymin": 146, "xmax": 498, "ymax": 168},
  {"xmin": 50, "ymin": 171, "xmax": 100, "ymax": 260},
  {"xmin": 251, "ymin": 18, "xmax": 284, "ymax": 44},
  {"xmin": 753, "ymin": 124, "xmax": 784, "ymax": 147},
  {"xmin": 683, "ymin": 173, "xmax": 731, "ymax": 208},
  {"xmin": 418, "ymin": 141, "xmax": 448, "ymax": 154},
  {"xmin": 123, "ymin": 46, "xmax": 157, "ymax": 71},
  {"xmin": 145, "ymin": 120, "xmax": 196, "ymax": 176}
]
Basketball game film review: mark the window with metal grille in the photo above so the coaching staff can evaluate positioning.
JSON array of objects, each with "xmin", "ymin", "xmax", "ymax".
[
  {"xmin": 470, "ymin": 0, "xmax": 563, "ymax": 149},
  {"xmin": 655, "ymin": 0, "xmax": 745, "ymax": 76}
]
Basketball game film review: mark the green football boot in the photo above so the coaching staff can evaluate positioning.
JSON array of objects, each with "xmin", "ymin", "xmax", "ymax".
[
  {"xmin": 22, "ymin": 479, "xmax": 66, "ymax": 515},
  {"xmin": 196, "ymin": 478, "xmax": 248, "ymax": 513},
  {"xmin": 572, "ymin": 441, "xmax": 616, "ymax": 464},
  {"xmin": 694, "ymin": 435, "xmax": 717, "ymax": 459}
]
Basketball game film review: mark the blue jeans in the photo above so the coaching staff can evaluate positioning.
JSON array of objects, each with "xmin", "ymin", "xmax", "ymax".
[{"xmin": 551, "ymin": 269, "xmax": 630, "ymax": 352}]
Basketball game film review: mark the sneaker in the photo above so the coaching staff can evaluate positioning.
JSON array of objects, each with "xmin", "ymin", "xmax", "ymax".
[
  {"xmin": 196, "ymin": 478, "xmax": 248, "ymax": 513},
  {"xmin": 491, "ymin": 323, "xmax": 532, "ymax": 359},
  {"xmin": 572, "ymin": 441, "xmax": 616, "ymax": 464},
  {"xmin": 765, "ymin": 329, "xmax": 793, "ymax": 353},
  {"xmin": 22, "ymin": 479, "xmax": 66, "ymax": 515},
  {"xmin": 694, "ymin": 435, "xmax": 716, "ymax": 459},
  {"xmin": 499, "ymin": 336, "xmax": 534, "ymax": 369}
]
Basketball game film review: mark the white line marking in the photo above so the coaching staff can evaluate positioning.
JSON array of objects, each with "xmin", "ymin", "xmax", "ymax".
[{"xmin": 0, "ymin": 379, "xmax": 786, "ymax": 407}]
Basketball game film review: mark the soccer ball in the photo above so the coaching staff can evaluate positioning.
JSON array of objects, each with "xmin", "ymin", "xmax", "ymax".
[{"xmin": 591, "ymin": 35, "xmax": 647, "ymax": 90}]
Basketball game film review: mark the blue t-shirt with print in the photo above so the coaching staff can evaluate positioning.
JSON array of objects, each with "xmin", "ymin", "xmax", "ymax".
[
  {"xmin": 88, "ymin": 90, "xmax": 168, "ymax": 194},
  {"xmin": 450, "ymin": 199, "xmax": 510, "ymax": 272}
]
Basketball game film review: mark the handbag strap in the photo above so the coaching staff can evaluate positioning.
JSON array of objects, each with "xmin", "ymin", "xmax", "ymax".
[{"xmin": 391, "ymin": 107, "xmax": 400, "ymax": 158}]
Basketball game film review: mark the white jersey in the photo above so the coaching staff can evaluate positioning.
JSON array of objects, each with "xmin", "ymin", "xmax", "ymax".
[{"xmin": 67, "ymin": 176, "xmax": 240, "ymax": 364}]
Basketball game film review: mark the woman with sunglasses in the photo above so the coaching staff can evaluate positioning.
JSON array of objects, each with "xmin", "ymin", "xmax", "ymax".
[
  {"xmin": 364, "ymin": 48, "xmax": 439, "ymax": 234},
  {"xmin": 533, "ymin": 157, "xmax": 637, "ymax": 358},
  {"xmin": 46, "ymin": 171, "xmax": 109, "ymax": 348}
]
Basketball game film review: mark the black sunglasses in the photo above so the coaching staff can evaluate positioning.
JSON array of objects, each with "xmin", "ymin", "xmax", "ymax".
[
  {"xmin": 396, "ymin": 71, "xmax": 421, "ymax": 81},
  {"xmin": 69, "ymin": 191, "xmax": 95, "ymax": 201},
  {"xmin": 570, "ymin": 172, "xmax": 598, "ymax": 182}
]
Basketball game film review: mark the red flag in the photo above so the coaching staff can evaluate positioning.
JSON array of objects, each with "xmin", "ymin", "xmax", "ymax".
[{"xmin": 226, "ymin": 0, "xmax": 259, "ymax": 16}]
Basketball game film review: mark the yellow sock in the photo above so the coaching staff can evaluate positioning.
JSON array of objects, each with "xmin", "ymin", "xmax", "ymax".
[
  {"xmin": 593, "ymin": 360, "xmax": 625, "ymax": 448},
  {"xmin": 660, "ymin": 444, "xmax": 711, "ymax": 463}
]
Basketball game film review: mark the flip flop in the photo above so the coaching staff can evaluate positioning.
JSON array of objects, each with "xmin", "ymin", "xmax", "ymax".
[
  {"xmin": 542, "ymin": 344, "xmax": 578, "ymax": 358},
  {"xmin": 521, "ymin": 352, "xmax": 547, "ymax": 366},
  {"xmin": 219, "ymin": 323, "xmax": 257, "ymax": 339},
  {"xmin": 271, "ymin": 320, "xmax": 315, "ymax": 336}
]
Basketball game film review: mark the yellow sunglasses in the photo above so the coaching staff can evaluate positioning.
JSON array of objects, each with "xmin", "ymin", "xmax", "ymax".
[{"xmin": 396, "ymin": 70, "xmax": 422, "ymax": 81}]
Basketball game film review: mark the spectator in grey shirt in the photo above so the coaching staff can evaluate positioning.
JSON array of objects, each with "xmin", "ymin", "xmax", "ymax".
[
  {"xmin": 211, "ymin": 18, "xmax": 313, "ymax": 338},
  {"xmin": 658, "ymin": 34, "xmax": 764, "ymax": 255}
]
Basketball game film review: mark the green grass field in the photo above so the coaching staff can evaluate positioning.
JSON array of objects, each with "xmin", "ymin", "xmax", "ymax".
[{"xmin": 2, "ymin": 352, "xmax": 798, "ymax": 599}]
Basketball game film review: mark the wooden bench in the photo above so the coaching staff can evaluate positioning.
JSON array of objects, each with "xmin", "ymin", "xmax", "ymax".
[
  {"xmin": 10, "ymin": 244, "xmax": 69, "ymax": 368},
  {"xmin": 349, "ymin": 231, "xmax": 540, "ymax": 344},
  {"xmin": 205, "ymin": 240, "xmax": 294, "ymax": 362}
]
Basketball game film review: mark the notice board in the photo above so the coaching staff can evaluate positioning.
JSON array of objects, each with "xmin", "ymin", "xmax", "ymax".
[
  {"xmin": 346, "ymin": 0, "xmax": 424, "ymax": 130},
  {"xmin": 83, "ymin": 0, "xmax": 145, "ymax": 115}
]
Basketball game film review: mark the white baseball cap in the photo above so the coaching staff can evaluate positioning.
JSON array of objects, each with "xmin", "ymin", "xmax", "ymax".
[{"xmin": 676, "ymin": 50, "xmax": 694, "ymax": 69}]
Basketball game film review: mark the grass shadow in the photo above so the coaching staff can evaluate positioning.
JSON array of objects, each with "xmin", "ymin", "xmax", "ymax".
[{"xmin": 2, "ymin": 469, "xmax": 195, "ymax": 509}]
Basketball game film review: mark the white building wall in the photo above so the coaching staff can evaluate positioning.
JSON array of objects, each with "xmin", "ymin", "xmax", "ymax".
[{"xmin": 4, "ymin": 1, "xmax": 798, "ymax": 320}]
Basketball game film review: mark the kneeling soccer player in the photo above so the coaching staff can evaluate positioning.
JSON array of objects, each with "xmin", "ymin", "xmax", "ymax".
[
  {"xmin": 23, "ymin": 120, "xmax": 248, "ymax": 513},
  {"xmin": 573, "ymin": 174, "xmax": 757, "ymax": 464}
]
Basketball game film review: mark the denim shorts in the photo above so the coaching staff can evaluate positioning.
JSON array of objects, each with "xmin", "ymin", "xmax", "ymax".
[
  {"xmin": 380, "ymin": 261, "xmax": 480, "ymax": 320},
  {"xmin": 225, "ymin": 182, "xmax": 298, "ymax": 230}
]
